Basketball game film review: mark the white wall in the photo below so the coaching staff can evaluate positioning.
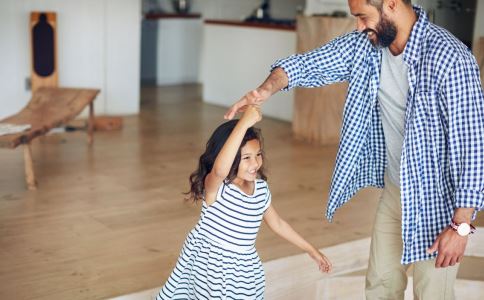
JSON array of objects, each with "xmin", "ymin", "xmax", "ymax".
[
  {"xmin": 0, "ymin": 0, "xmax": 141, "ymax": 120},
  {"xmin": 154, "ymin": 18, "xmax": 203, "ymax": 85},
  {"xmin": 105, "ymin": 0, "xmax": 141, "ymax": 115},
  {"xmin": 141, "ymin": 18, "xmax": 202, "ymax": 85},
  {"xmin": 201, "ymin": 25, "xmax": 296, "ymax": 121},
  {"xmin": 304, "ymin": 0, "xmax": 349, "ymax": 15}
]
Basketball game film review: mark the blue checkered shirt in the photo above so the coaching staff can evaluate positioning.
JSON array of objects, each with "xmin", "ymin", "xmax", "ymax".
[{"xmin": 272, "ymin": 6, "xmax": 484, "ymax": 264}]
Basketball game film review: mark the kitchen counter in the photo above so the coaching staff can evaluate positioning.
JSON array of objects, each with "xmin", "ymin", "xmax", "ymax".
[
  {"xmin": 204, "ymin": 19, "xmax": 295, "ymax": 31},
  {"xmin": 144, "ymin": 12, "xmax": 201, "ymax": 19}
]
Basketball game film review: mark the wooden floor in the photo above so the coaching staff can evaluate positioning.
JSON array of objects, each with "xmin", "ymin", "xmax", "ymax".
[{"xmin": 0, "ymin": 84, "xmax": 482, "ymax": 300}]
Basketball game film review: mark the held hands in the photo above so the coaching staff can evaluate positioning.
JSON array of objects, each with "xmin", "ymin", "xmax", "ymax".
[
  {"xmin": 239, "ymin": 105, "xmax": 262, "ymax": 128},
  {"xmin": 224, "ymin": 89, "xmax": 270, "ymax": 120},
  {"xmin": 309, "ymin": 249, "xmax": 332, "ymax": 273},
  {"xmin": 427, "ymin": 226, "xmax": 468, "ymax": 268}
]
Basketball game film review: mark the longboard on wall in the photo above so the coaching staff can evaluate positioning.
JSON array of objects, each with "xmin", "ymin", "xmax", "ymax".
[{"xmin": 30, "ymin": 12, "xmax": 58, "ymax": 92}]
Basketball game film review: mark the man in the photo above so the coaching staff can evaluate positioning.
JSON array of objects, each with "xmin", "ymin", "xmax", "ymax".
[{"xmin": 224, "ymin": 0, "xmax": 483, "ymax": 299}]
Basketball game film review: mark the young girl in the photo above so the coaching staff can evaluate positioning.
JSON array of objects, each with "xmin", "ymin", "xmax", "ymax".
[{"xmin": 157, "ymin": 105, "xmax": 331, "ymax": 300}]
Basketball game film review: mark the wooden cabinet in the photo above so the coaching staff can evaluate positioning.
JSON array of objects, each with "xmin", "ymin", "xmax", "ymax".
[
  {"xmin": 473, "ymin": 37, "xmax": 484, "ymax": 84},
  {"xmin": 293, "ymin": 16, "xmax": 354, "ymax": 145}
]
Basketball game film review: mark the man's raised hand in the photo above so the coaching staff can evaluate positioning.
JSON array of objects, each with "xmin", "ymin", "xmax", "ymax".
[{"xmin": 224, "ymin": 89, "xmax": 268, "ymax": 120}]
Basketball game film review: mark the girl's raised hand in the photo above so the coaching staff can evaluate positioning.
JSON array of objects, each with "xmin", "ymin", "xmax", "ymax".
[
  {"xmin": 309, "ymin": 250, "xmax": 332, "ymax": 273},
  {"xmin": 224, "ymin": 89, "xmax": 270, "ymax": 120},
  {"xmin": 240, "ymin": 105, "xmax": 262, "ymax": 128}
]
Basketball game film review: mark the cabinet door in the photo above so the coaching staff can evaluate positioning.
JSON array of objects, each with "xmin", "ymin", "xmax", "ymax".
[{"xmin": 293, "ymin": 16, "xmax": 354, "ymax": 145}]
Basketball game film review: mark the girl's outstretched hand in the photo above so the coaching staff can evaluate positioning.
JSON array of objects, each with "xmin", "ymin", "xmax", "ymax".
[
  {"xmin": 309, "ymin": 250, "xmax": 332, "ymax": 273},
  {"xmin": 240, "ymin": 105, "xmax": 262, "ymax": 128}
]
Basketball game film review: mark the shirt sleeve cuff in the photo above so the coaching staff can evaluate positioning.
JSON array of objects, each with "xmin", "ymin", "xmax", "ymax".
[{"xmin": 454, "ymin": 188, "xmax": 484, "ymax": 218}]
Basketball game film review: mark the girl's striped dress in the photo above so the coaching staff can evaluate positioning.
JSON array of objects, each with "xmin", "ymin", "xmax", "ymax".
[{"xmin": 157, "ymin": 179, "xmax": 271, "ymax": 300}]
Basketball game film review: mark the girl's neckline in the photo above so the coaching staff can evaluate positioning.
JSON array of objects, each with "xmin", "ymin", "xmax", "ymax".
[{"xmin": 227, "ymin": 180, "xmax": 257, "ymax": 197}]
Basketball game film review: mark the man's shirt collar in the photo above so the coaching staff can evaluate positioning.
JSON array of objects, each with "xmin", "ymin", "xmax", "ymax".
[{"xmin": 402, "ymin": 5, "xmax": 429, "ymax": 67}]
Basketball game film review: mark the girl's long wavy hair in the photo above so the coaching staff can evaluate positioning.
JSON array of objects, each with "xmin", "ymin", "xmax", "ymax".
[{"xmin": 186, "ymin": 119, "xmax": 267, "ymax": 202}]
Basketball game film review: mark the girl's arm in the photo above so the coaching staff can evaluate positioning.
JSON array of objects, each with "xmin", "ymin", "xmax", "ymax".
[
  {"xmin": 263, "ymin": 204, "xmax": 332, "ymax": 273},
  {"xmin": 204, "ymin": 106, "xmax": 261, "ymax": 205}
]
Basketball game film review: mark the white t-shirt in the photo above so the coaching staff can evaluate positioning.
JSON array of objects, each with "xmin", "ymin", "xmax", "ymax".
[{"xmin": 377, "ymin": 47, "xmax": 409, "ymax": 187}]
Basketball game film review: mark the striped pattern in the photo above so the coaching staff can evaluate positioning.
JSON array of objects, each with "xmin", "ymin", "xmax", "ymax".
[
  {"xmin": 157, "ymin": 179, "xmax": 271, "ymax": 299},
  {"xmin": 272, "ymin": 5, "xmax": 484, "ymax": 264}
]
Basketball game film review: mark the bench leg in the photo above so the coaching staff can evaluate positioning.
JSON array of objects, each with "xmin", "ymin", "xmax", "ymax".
[
  {"xmin": 23, "ymin": 143, "xmax": 37, "ymax": 190},
  {"xmin": 88, "ymin": 102, "xmax": 94, "ymax": 145}
]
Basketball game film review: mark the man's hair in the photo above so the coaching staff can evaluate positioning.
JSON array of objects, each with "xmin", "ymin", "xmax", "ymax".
[{"xmin": 367, "ymin": 0, "xmax": 412, "ymax": 10}]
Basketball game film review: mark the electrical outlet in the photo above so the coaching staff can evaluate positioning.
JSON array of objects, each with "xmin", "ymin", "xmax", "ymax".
[{"xmin": 25, "ymin": 77, "xmax": 31, "ymax": 91}]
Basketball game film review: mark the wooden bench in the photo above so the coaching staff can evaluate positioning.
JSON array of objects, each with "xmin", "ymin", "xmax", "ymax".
[{"xmin": 0, "ymin": 87, "xmax": 99, "ymax": 190}]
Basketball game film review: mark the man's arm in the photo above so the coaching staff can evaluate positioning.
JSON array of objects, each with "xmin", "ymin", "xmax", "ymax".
[
  {"xmin": 453, "ymin": 208, "xmax": 475, "ymax": 224},
  {"xmin": 445, "ymin": 55, "xmax": 484, "ymax": 211},
  {"xmin": 258, "ymin": 67, "xmax": 290, "ymax": 96},
  {"xmin": 224, "ymin": 31, "xmax": 359, "ymax": 120},
  {"xmin": 427, "ymin": 54, "xmax": 484, "ymax": 268},
  {"xmin": 224, "ymin": 67, "xmax": 288, "ymax": 120}
]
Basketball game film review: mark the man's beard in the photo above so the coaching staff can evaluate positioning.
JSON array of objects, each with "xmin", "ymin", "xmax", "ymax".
[{"xmin": 363, "ymin": 14, "xmax": 397, "ymax": 48}]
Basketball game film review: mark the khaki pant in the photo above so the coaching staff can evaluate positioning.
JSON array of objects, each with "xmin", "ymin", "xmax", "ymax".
[{"xmin": 365, "ymin": 176, "xmax": 459, "ymax": 300}]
